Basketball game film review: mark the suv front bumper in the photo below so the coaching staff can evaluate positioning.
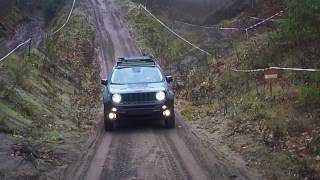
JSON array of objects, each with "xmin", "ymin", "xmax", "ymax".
[{"xmin": 105, "ymin": 103, "xmax": 174, "ymax": 120}]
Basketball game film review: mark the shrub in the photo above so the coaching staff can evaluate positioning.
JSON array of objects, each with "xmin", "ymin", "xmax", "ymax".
[
  {"xmin": 277, "ymin": 0, "xmax": 320, "ymax": 43},
  {"xmin": 0, "ymin": 55, "xmax": 30, "ymax": 98},
  {"xmin": 307, "ymin": 137, "xmax": 320, "ymax": 157},
  {"xmin": 298, "ymin": 85, "xmax": 320, "ymax": 112},
  {"xmin": 217, "ymin": 70, "xmax": 247, "ymax": 98}
]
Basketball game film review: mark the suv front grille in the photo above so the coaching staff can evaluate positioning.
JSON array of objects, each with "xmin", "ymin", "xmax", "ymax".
[{"xmin": 121, "ymin": 92, "xmax": 157, "ymax": 105}]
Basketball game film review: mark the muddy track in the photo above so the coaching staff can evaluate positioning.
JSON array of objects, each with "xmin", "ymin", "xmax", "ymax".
[
  {"xmin": 76, "ymin": 0, "xmax": 265, "ymax": 179},
  {"xmin": 88, "ymin": 0, "xmax": 140, "ymax": 75}
]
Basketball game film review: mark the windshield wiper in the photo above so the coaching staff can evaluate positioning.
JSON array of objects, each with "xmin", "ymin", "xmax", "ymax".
[{"xmin": 111, "ymin": 83, "xmax": 125, "ymax": 85}]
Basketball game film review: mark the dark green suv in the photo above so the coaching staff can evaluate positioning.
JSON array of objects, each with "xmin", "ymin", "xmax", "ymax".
[{"xmin": 101, "ymin": 56, "xmax": 175, "ymax": 131}]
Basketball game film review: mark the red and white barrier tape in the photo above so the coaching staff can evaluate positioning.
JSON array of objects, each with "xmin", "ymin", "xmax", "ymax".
[
  {"xmin": 248, "ymin": 16, "xmax": 282, "ymax": 22},
  {"xmin": 231, "ymin": 68, "xmax": 265, "ymax": 72},
  {"xmin": 232, "ymin": 67, "xmax": 320, "ymax": 72},
  {"xmin": 0, "ymin": 38, "xmax": 31, "ymax": 63},
  {"xmin": 51, "ymin": 0, "xmax": 76, "ymax": 35},
  {"xmin": 174, "ymin": 20, "xmax": 242, "ymax": 31},
  {"xmin": 175, "ymin": 9, "xmax": 286, "ymax": 33},
  {"xmin": 139, "ymin": 5, "xmax": 212, "ymax": 55},
  {"xmin": 269, "ymin": 67, "xmax": 320, "ymax": 72},
  {"xmin": 245, "ymin": 9, "xmax": 285, "ymax": 31}
]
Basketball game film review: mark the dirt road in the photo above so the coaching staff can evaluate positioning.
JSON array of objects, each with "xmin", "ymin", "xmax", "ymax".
[{"xmin": 77, "ymin": 0, "xmax": 264, "ymax": 179}]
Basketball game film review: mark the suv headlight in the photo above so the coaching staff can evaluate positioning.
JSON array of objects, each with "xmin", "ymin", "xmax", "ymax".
[
  {"xmin": 156, "ymin": 91, "xmax": 166, "ymax": 101},
  {"xmin": 112, "ymin": 94, "xmax": 122, "ymax": 104}
]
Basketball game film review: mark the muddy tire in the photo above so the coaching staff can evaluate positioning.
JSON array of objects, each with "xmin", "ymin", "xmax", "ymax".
[
  {"xmin": 104, "ymin": 118, "xmax": 114, "ymax": 131},
  {"xmin": 103, "ymin": 104, "xmax": 114, "ymax": 131},
  {"xmin": 104, "ymin": 105, "xmax": 114, "ymax": 131},
  {"xmin": 165, "ymin": 115, "xmax": 175, "ymax": 128}
]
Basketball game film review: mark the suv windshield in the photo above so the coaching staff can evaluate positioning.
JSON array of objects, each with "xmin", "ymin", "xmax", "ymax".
[{"xmin": 111, "ymin": 66, "xmax": 164, "ymax": 84}]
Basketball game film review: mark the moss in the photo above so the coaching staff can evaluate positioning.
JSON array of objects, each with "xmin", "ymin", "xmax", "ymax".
[
  {"xmin": 307, "ymin": 137, "xmax": 320, "ymax": 157},
  {"xmin": 0, "ymin": 6, "xmax": 99, "ymax": 135},
  {"xmin": 0, "ymin": 100, "xmax": 32, "ymax": 130},
  {"xmin": 181, "ymin": 105, "xmax": 195, "ymax": 121},
  {"xmin": 298, "ymin": 84, "xmax": 320, "ymax": 112},
  {"xmin": 56, "ymin": 9, "xmax": 95, "ymax": 50},
  {"xmin": 46, "ymin": 131, "xmax": 65, "ymax": 142},
  {"xmin": 269, "ymin": 152, "xmax": 295, "ymax": 178},
  {"xmin": 0, "ymin": 117, "xmax": 13, "ymax": 134}
]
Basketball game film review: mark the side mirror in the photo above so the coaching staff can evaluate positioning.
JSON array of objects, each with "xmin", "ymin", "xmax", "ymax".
[
  {"xmin": 166, "ymin": 76, "xmax": 173, "ymax": 83},
  {"xmin": 101, "ymin": 79, "xmax": 108, "ymax": 86}
]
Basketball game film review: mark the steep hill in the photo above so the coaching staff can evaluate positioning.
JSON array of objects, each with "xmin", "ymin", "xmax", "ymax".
[{"xmin": 0, "ymin": 0, "xmax": 101, "ymax": 179}]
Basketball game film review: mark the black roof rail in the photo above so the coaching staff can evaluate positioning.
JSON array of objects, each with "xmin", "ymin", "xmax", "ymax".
[{"xmin": 116, "ymin": 56, "xmax": 156, "ymax": 66}]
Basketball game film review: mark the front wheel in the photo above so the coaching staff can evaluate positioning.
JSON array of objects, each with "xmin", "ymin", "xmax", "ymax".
[
  {"xmin": 104, "ymin": 105, "xmax": 114, "ymax": 131},
  {"xmin": 165, "ymin": 115, "xmax": 175, "ymax": 128},
  {"xmin": 104, "ymin": 118, "xmax": 114, "ymax": 131}
]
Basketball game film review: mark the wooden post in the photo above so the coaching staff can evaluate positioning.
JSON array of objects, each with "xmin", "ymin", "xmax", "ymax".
[
  {"xmin": 246, "ymin": 73, "xmax": 250, "ymax": 91},
  {"xmin": 269, "ymin": 81, "xmax": 272, "ymax": 97},
  {"xmin": 28, "ymin": 38, "xmax": 32, "ymax": 57},
  {"xmin": 264, "ymin": 68, "xmax": 280, "ymax": 98},
  {"xmin": 245, "ymin": 29, "xmax": 249, "ymax": 40}
]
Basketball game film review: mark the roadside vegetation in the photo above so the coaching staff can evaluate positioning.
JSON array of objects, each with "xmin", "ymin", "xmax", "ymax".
[
  {"xmin": 0, "ymin": 0, "xmax": 71, "ymax": 39},
  {"xmin": 118, "ymin": 0, "xmax": 320, "ymax": 179},
  {"xmin": 0, "ymin": 3, "xmax": 100, "ymax": 178}
]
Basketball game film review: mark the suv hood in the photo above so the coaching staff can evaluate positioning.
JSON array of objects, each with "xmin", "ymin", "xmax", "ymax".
[{"xmin": 109, "ymin": 82, "xmax": 166, "ymax": 94}]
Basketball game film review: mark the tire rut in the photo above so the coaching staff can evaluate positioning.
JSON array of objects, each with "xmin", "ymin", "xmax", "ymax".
[
  {"xmin": 81, "ymin": 0, "xmax": 265, "ymax": 179},
  {"xmin": 99, "ymin": 127, "xmax": 205, "ymax": 180},
  {"xmin": 100, "ymin": 133, "xmax": 137, "ymax": 180},
  {"xmin": 156, "ymin": 132, "xmax": 192, "ymax": 180}
]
